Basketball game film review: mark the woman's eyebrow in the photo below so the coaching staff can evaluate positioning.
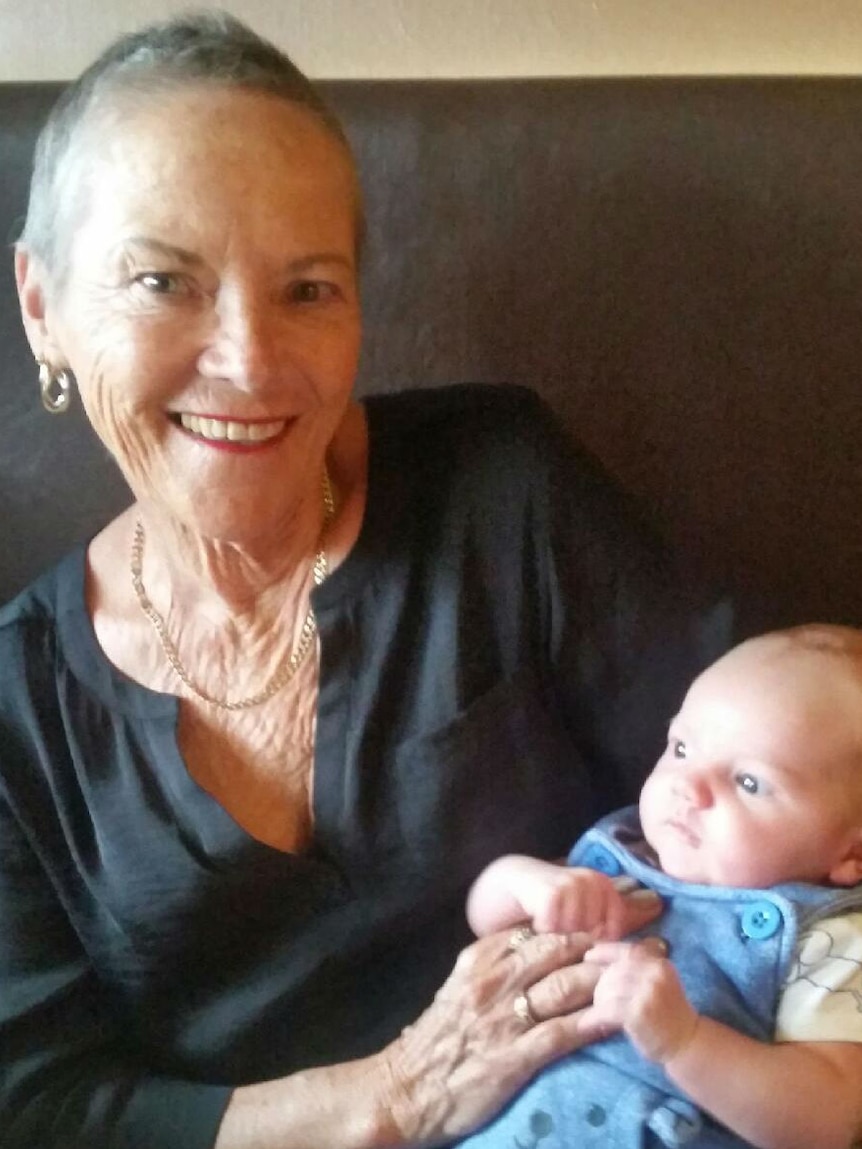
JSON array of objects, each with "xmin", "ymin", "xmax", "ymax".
[
  {"xmin": 284, "ymin": 252, "xmax": 355, "ymax": 274},
  {"xmin": 115, "ymin": 243, "xmax": 353, "ymax": 274},
  {"xmin": 118, "ymin": 237, "xmax": 203, "ymax": 265}
]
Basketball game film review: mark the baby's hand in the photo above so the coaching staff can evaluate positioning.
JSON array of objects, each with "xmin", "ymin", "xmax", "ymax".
[
  {"xmin": 466, "ymin": 855, "xmax": 662, "ymax": 939},
  {"xmin": 579, "ymin": 941, "xmax": 699, "ymax": 1064},
  {"xmin": 528, "ymin": 866, "xmax": 628, "ymax": 937}
]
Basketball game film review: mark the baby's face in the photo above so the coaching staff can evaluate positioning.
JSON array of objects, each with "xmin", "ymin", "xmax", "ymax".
[{"xmin": 639, "ymin": 641, "xmax": 862, "ymax": 888}]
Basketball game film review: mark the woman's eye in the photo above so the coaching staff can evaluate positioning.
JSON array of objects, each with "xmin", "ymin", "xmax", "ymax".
[
  {"xmin": 135, "ymin": 272, "xmax": 184, "ymax": 295},
  {"xmin": 289, "ymin": 281, "xmax": 338, "ymax": 304},
  {"xmin": 671, "ymin": 738, "xmax": 687, "ymax": 760},
  {"xmin": 736, "ymin": 773, "xmax": 760, "ymax": 795}
]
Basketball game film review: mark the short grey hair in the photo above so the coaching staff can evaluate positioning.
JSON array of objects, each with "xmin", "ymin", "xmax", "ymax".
[{"xmin": 20, "ymin": 10, "xmax": 360, "ymax": 282}]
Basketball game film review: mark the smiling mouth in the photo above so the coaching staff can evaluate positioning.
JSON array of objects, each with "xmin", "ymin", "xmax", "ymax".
[{"xmin": 174, "ymin": 413, "xmax": 287, "ymax": 445}]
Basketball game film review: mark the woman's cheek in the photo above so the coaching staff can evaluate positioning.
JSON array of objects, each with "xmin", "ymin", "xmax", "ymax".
[{"xmin": 75, "ymin": 358, "xmax": 163, "ymax": 486}]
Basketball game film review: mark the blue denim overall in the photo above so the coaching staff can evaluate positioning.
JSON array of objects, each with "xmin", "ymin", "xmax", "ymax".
[{"xmin": 457, "ymin": 806, "xmax": 862, "ymax": 1148}]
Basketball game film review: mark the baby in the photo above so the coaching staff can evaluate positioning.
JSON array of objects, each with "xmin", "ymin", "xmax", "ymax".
[{"xmin": 462, "ymin": 625, "xmax": 862, "ymax": 1149}]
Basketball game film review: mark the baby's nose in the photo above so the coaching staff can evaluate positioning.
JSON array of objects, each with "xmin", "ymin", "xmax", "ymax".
[{"xmin": 673, "ymin": 771, "xmax": 713, "ymax": 808}]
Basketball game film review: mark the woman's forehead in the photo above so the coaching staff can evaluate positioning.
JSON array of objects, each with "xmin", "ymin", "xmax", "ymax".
[
  {"xmin": 70, "ymin": 87, "xmax": 358, "ymax": 256},
  {"xmin": 92, "ymin": 85, "xmax": 352, "ymax": 181}
]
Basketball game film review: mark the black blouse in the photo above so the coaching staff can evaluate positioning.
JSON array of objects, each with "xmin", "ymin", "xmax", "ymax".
[{"xmin": 0, "ymin": 384, "xmax": 730, "ymax": 1148}]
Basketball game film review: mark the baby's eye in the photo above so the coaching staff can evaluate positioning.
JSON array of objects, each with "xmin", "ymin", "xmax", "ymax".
[
  {"xmin": 671, "ymin": 738, "xmax": 687, "ymax": 759},
  {"xmin": 735, "ymin": 773, "xmax": 760, "ymax": 795}
]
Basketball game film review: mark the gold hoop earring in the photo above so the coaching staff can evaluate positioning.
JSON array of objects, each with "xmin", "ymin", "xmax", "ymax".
[{"xmin": 38, "ymin": 359, "xmax": 73, "ymax": 415}]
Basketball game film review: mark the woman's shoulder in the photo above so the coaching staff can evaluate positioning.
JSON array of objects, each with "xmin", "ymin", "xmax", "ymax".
[
  {"xmin": 0, "ymin": 549, "xmax": 86, "ymax": 684},
  {"xmin": 364, "ymin": 381, "xmax": 550, "ymax": 435},
  {"xmin": 363, "ymin": 383, "xmax": 570, "ymax": 478},
  {"xmin": 362, "ymin": 383, "xmax": 654, "ymax": 526}
]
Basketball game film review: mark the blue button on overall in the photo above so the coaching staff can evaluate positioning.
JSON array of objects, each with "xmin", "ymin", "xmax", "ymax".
[
  {"xmin": 582, "ymin": 845, "xmax": 623, "ymax": 877},
  {"xmin": 741, "ymin": 901, "xmax": 782, "ymax": 940}
]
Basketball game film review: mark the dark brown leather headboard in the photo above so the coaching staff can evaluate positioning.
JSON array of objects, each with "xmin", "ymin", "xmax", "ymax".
[{"xmin": 2, "ymin": 78, "xmax": 862, "ymax": 631}]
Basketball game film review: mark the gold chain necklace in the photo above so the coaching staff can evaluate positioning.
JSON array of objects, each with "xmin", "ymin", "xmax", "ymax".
[{"xmin": 130, "ymin": 470, "xmax": 335, "ymax": 712}]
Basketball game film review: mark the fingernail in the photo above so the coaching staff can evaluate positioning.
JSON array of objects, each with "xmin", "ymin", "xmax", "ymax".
[
  {"xmin": 614, "ymin": 876, "xmax": 640, "ymax": 894},
  {"xmin": 643, "ymin": 936, "xmax": 670, "ymax": 957},
  {"xmin": 628, "ymin": 888, "xmax": 661, "ymax": 904}
]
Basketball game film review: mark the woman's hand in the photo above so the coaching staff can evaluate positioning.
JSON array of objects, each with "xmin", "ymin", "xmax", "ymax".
[
  {"xmin": 377, "ymin": 929, "xmax": 598, "ymax": 1146},
  {"xmin": 376, "ymin": 901, "xmax": 664, "ymax": 1147}
]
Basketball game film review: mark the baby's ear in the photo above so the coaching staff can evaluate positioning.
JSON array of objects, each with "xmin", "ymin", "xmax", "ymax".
[{"xmin": 828, "ymin": 833, "xmax": 862, "ymax": 887}]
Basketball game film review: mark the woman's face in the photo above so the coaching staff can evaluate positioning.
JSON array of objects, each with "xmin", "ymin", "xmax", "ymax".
[{"xmin": 26, "ymin": 86, "xmax": 362, "ymax": 544}]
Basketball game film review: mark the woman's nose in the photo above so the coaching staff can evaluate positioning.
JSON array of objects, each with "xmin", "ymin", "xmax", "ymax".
[{"xmin": 199, "ymin": 291, "xmax": 283, "ymax": 393}]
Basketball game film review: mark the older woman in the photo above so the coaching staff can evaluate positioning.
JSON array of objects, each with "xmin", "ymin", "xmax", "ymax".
[{"xmin": 2, "ymin": 13, "xmax": 727, "ymax": 1149}]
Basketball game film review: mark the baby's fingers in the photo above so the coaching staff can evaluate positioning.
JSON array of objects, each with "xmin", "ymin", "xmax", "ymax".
[
  {"xmin": 607, "ymin": 888, "xmax": 664, "ymax": 939},
  {"xmin": 585, "ymin": 936, "xmax": 668, "ymax": 966},
  {"xmin": 575, "ymin": 1003, "xmax": 623, "ymax": 1043}
]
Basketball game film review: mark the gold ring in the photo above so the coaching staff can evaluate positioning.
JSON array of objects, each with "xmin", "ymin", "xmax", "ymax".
[
  {"xmin": 513, "ymin": 991, "xmax": 537, "ymax": 1027},
  {"xmin": 507, "ymin": 925, "xmax": 535, "ymax": 952}
]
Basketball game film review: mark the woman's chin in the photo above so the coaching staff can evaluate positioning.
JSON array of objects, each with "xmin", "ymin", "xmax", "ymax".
[{"xmin": 142, "ymin": 497, "xmax": 295, "ymax": 552}]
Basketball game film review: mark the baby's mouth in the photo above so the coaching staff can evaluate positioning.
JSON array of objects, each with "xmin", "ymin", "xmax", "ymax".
[{"xmin": 665, "ymin": 817, "xmax": 700, "ymax": 847}]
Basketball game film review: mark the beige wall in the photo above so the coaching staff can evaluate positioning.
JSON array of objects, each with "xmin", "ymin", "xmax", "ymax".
[{"xmin": 2, "ymin": 0, "xmax": 862, "ymax": 81}]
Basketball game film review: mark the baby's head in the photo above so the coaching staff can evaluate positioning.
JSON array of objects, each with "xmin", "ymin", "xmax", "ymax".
[{"xmin": 639, "ymin": 625, "xmax": 862, "ymax": 889}]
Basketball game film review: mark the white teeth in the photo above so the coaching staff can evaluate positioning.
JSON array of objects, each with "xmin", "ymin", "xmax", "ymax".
[{"xmin": 179, "ymin": 413, "xmax": 285, "ymax": 443}]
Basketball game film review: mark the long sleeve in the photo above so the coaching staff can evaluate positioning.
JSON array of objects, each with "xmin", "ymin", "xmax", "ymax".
[
  {"xmin": 0, "ymin": 383, "xmax": 733, "ymax": 1146},
  {"xmin": 0, "ymin": 786, "xmax": 231, "ymax": 1149}
]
